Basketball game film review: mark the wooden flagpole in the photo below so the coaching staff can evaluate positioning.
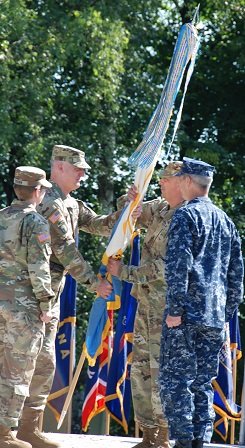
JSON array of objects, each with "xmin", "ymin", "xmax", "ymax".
[
  {"xmin": 67, "ymin": 322, "xmax": 76, "ymax": 433},
  {"xmin": 230, "ymin": 346, "xmax": 238, "ymax": 444},
  {"xmin": 135, "ymin": 421, "xmax": 140, "ymax": 438},
  {"xmin": 239, "ymin": 358, "xmax": 245, "ymax": 444},
  {"xmin": 105, "ymin": 309, "xmax": 114, "ymax": 435},
  {"xmin": 57, "ymin": 350, "xmax": 86, "ymax": 429}
]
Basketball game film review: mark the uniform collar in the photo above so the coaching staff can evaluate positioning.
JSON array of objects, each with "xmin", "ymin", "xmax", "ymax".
[
  {"xmin": 11, "ymin": 199, "xmax": 36, "ymax": 210},
  {"xmin": 51, "ymin": 181, "xmax": 69, "ymax": 200},
  {"xmin": 160, "ymin": 200, "xmax": 186, "ymax": 217},
  {"xmin": 188, "ymin": 196, "xmax": 212, "ymax": 204}
]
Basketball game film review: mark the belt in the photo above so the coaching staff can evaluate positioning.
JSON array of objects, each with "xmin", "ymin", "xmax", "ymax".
[{"xmin": 50, "ymin": 261, "xmax": 65, "ymax": 273}]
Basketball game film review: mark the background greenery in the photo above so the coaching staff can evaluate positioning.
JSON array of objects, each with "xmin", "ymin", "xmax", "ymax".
[{"xmin": 1, "ymin": 0, "xmax": 244, "ymax": 441}]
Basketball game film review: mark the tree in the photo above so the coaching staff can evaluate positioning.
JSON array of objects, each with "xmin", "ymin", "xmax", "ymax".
[{"xmin": 0, "ymin": 0, "xmax": 244, "ymax": 437}]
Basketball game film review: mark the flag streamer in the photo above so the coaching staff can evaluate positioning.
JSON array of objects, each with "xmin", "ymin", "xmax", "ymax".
[
  {"xmin": 105, "ymin": 22, "xmax": 200, "ymax": 260},
  {"xmin": 129, "ymin": 23, "xmax": 199, "ymax": 169}
]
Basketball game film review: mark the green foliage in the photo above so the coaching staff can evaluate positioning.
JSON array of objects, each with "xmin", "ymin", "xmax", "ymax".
[{"xmin": 0, "ymin": 0, "xmax": 244, "ymax": 437}]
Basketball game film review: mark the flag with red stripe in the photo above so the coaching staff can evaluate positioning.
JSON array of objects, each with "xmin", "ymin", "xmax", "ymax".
[{"xmin": 81, "ymin": 312, "xmax": 112, "ymax": 431}]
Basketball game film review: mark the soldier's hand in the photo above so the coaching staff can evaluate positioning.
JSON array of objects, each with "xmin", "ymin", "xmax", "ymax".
[
  {"xmin": 132, "ymin": 203, "xmax": 142, "ymax": 221},
  {"xmin": 107, "ymin": 258, "xmax": 123, "ymax": 277},
  {"xmin": 127, "ymin": 184, "xmax": 138, "ymax": 202},
  {"xmin": 40, "ymin": 311, "xmax": 53, "ymax": 323},
  {"xmin": 166, "ymin": 314, "xmax": 182, "ymax": 328},
  {"xmin": 97, "ymin": 279, "xmax": 113, "ymax": 299}
]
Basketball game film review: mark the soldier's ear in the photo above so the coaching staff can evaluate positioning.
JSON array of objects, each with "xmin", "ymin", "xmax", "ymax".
[
  {"xmin": 57, "ymin": 161, "xmax": 64, "ymax": 172},
  {"xmin": 187, "ymin": 175, "xmax": 193, "ymax": 186}
]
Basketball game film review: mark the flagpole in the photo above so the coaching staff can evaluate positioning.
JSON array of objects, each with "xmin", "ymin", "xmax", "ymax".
[
  {"xmin": 230, "ymin": 347, "xmax": 238, "ymax": 444},
  {"xmin": 239, "ymin": 358, "xmax": 245, "ymax": 444},
  {"xmin": 105, "ymin": 410, "xmax": 111, "ymax": 435},
  {"xmin": 105, "ymin": 310, "xmax": 113, "ymax": 435},
  {"xmin": 67, "ymin": 322, "xmax": 76, "ymax": 434},
  {"xmin": 57, "ymin": 350, "xmax": 86, "ymax": 429},
  {"xmin": 135, "ymin": 421, "xmax": 140, "ymax": 438}
]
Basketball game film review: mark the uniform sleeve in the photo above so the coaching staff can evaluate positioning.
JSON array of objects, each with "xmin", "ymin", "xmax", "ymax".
[
  {"xmin": 25, "ymin": 216, "xmax": 55, "ymax": 313},
  {"xmin": 120, "ymin": 258, "xmax": 166, "ymax": 285},
  {"xmin": 225, "ymin": 227, "xmax": 244, "ymax": 321},
  {"xmin": 46, "ymin": 203, "xmax": 99, "ymax": 290},
  {"xmin": 77, "ymin": 200, "xmax": 121, "ymax": 237},
  {"xmin": 165, "ymin": 211, "xmax": 194, "ymax": 316},
  {"xmin": 136, "ymin": 200, "xmax": 161, "ymax": 229},
  {"xmin": 116, "ymin": 194, "xmax": 128, "ymax": 210},
  {"xmin": 117, "ymin": 195, "xmax": 161, "ymax": 231}
]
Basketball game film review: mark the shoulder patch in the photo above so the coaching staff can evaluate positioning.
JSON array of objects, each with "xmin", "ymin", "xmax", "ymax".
[
  {"xmin": 49, "ymin": 210, "xmax": 62, "ymax": 224},
  {"xmin": 37, "ymin": 232, "xmax": 51, "ymax": 244}
]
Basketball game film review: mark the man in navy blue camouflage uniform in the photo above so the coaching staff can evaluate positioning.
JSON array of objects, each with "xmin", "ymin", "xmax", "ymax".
[{"xmin": 159, "ymin": 157, "xmax": 244, "ymax": 448}]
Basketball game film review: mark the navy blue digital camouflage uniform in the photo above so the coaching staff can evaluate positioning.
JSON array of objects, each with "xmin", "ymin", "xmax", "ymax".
[{"xmin": 158, "ymin": 158, "xmax": 244, "ymax": 444}]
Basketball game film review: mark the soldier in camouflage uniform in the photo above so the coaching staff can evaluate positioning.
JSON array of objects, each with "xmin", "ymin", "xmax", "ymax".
[
  {"xmin": 159, "ymin": 158, "xmax": 244, "ymax": 448},
  {"xmin": 108, "ymin": 161, "xmax": 184, "ymax": 448},
  {"xmin": 17, "ymin": 145, "xmax": 121, "ymax": 448},
  {"xmin": 0, "ymin": 167, "xmax": 54, "ymax": 448}
]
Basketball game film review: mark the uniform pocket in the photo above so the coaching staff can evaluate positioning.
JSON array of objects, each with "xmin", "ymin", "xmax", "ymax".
[{"xmin": 14, "ymin": 315, "xmax": 44, "ymax": 359}]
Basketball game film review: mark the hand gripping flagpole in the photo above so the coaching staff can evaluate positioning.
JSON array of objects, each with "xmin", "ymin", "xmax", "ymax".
[
  {"xmin": 57, "ymin": 12, "xmax": 200, "ymax": 431},
  {"xmin": 103, "ymin": 20, "xmax": 200, "ymax": 261}
]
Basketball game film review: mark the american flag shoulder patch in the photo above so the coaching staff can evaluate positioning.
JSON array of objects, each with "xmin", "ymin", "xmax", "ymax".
[
  {"xmin": 37, "ymin": 232, "xmax": 50, "ymax": 244},
  {"xmin": 49, "ymin": 210, "xmax": 62, "ymax": 224}
]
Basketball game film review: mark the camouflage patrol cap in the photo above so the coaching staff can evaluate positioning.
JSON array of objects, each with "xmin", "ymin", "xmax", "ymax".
[
  {"xmin": 176, "ymin": 157, "xmax": 215, "ymax": 177},
  {"xmin": 51, "ymin": 145, "xmax": 91, "ymax": 169},
  {"xmin": 14, "ymin": 166, "xmax": 52, "ymax": 188},
  {"xmin": 160, "ymin": 161, "xmax": 183, "ymax": 178}
]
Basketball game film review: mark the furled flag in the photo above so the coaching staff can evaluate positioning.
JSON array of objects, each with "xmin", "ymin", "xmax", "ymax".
[
  {"xmin": 84, "ymin": 20, "xmax": 200, "ymax": 368},
  {"xmin": 213, "ymin": 310, "xmax": 242, "ymax": 441},
  {"xmin": 105, "ymin": 231, "xmax": 140, "ymax": 433},
  {"xmin": 103, "ymin": 21, "xmax": 200, "ymax": 261},
  {"xmin": 47, "ymin": 274, "xmax": 76, "ymax": 422}
]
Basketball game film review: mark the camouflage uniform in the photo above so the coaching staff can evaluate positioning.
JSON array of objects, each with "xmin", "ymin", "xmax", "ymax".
[
  {"xmin": 119, "ymin": 162, "xmax": 184, "ymax": 431},
  {"xmin": 0, "ymin": 168, "xmax": 54, "ymax": 429},
  {"xmin": 24, "ymin": 145, "xmax": 120, "ymax": 412},
  {"xmin": 159, "ymin": 158, "xmax": 244, "ymax": 445}
]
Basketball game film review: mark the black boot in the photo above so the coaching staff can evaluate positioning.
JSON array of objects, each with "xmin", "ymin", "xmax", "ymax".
[
  {"xmin": 192, "ymin": 440, "xmax": 204, "ymax": 448},
  {"xmin": 173, "ymin": 440, "xmax": 192, "ymax": 448}
]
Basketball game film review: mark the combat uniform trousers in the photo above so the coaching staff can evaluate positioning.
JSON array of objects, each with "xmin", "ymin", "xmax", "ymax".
[
  {"xmin": 131, "ymin": 286, "xmax": 168, "ymax": 431},
  {"xmin": 23, "ymin": 271, "xmax": 64, "ymax": 411},
  {"xmin": 0, "ymin": 301, "xmax": 44, "ymax": 428},
  {"xmin": 17, "ymin": 273, "xmax": 63, "ymax": 448},
  {"xmin": 159, "ymin": 321, "xmax": 225, "ymax": 443}
]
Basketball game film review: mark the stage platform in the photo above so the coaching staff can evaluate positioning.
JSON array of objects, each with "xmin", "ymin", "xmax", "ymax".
[
  {"xmin": 44, "ymin": 433, "xmax": 243, "ymax": 448},
  {"xmin": 46, "ymin": 433, "xmax": 140, "ymax": 447}
]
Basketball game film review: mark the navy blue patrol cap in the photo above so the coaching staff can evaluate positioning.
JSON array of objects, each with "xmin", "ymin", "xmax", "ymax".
[{"xmin": 176, "ymin": 157, "xmax": 215, "ymax": 178}]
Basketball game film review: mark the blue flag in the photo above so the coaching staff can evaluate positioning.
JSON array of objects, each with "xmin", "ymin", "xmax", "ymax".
[
  {"xmin": 81, "ymin": 313, "xmax": 112, "ymax": 431},
  {"xmin": 105, "ymin": 231, "xmax": 140, "ymax": 433},
  {"xmin": 47, "ymin": 274, "xmax": 76, "ymax": 422},
  {"xmin": 82, "ymin": 273, "xmax": 122, "ymax": 366},
  {"xmin": 213, "ymin": 310, "xmax": 242, "ymax": 441},
  {"xmin": 82, "ymin": 211, "xmax": 126, "ymax": 367}
]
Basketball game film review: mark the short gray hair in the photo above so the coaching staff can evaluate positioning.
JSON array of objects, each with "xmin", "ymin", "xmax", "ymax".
[{"xmin": 189, "ymin": 174, "xmax": 213, "ymax": 188}]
